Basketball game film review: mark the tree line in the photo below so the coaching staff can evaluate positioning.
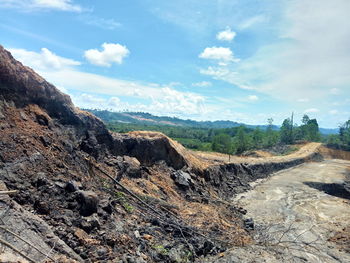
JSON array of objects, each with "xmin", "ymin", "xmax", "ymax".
[{"xmin": 106, "ymin": 115, "xmax": 350, "ymax": 155}]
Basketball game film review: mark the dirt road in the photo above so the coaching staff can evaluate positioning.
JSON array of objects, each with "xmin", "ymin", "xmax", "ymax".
[{"xmin": 203, "ymin": 159, "xmax": 350, "ymax": 262}]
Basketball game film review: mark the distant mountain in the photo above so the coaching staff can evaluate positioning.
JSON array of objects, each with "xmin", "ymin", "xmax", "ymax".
[
  {"xmin": 85, "ymin": 109, "xmax": 279, "ymax": 130},
  {"xmin": 86, "ymin": 109, "xmax": 338, "ymax": 134},
  {"xmin": 319, "ymin": 127, "xmax": 339, "ymax": 135}
]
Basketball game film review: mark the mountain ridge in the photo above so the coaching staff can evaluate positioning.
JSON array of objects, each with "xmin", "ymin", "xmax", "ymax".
[{"xmin": 86, "ymin": 109, "xmax": 339, "ymax": 134}]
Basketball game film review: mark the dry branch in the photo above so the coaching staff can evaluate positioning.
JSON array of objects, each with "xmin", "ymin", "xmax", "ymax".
[
  {"xmin": 0, "ymin": 237, "xmax": 36, "ymax": 263},
  {"xmin": 0, "ymin": 226, "xmax": 56, "ymax": 262}
]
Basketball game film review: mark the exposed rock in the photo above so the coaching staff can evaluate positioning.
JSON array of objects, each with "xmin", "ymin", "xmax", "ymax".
[
  {"xmin": 66, "ymin": 180, "xmax": 83, "ymax": 192},
  {"xmin": 19, "ymin": 110, "xmax": 28, "ymax": 120},
  {"xmin": 115, "ymin": 155, "xmax": 141, "ymax": 179},
  {"xmin": 0, "ymin": 186, "xmax": 82, "ymax": 262},
  {"xmin": 244, "ymin": 218, "xmax": 254, "ymax": 231},
  {"xmin": 171, "ymin": 170, "xmax": 193, "ymax": 189},
  {"xmin": 79, "ymin": 214, "xmax": 100, "ymax": 233},
  {"xmin": 77, "ymin": 190, "xmax": 99, "ymax": 216}
]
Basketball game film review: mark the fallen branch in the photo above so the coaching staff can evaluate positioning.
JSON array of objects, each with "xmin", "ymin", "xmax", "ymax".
[
  {"xmin": 0, "ymin": 226, "xmax": 56, "ymax": 262},
  {"xmin": 0, "ymin": 237, "xmax": 36, "ymax": 263},
  {"xmin": 0, "ymin": 190, "xmax": 18, "ymax": 195}
]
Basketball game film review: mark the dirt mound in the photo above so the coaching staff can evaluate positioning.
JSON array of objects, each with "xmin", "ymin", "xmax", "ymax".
[{"xmin": 318, "ymin": 146, "xmax": 350, "ymax": 161}]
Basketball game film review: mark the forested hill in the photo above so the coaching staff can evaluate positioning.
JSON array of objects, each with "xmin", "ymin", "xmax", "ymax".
[
  {"xmin": 85, "ymin": 109, "xmax": 277, "ymax": 130},
  {"xmin": 85, "ymin": 109, "xmax": 337, "ymax": 134}
]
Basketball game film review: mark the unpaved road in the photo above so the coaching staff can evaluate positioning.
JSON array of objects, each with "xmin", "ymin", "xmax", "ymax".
[{"xmin": 204, "ymin": 159, "xmax": 350, "ymax": 262}]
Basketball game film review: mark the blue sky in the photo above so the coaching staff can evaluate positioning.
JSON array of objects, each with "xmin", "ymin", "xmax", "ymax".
[{"xmin": 1, "ymin": 0, "xmax": 349, "ymax": 128}]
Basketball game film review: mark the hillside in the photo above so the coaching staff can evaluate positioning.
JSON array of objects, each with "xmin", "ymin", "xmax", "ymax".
[{"xmin": 87, "ymin": 109, "xmax": 338, "ymax": 134}]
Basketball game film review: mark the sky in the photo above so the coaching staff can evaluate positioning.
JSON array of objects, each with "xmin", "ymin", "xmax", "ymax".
[{"xmin": 0, "ymin": 0, "xmax": 349, "ymax": 128}]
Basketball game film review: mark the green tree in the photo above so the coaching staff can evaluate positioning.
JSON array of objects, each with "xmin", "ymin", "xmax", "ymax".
[
  {"xmin": 280, "ymin": 118, "xmax": 293, "ymax": 144},
  {"xmin": 326, "ymin": 134, "xmax": 342, "ymax": 148},
  {"xmin": 264, "ymin": 118, "xmax": 278, "ymax": 148},
  {"xmin": 339, "ymin": 119, "xmax": 350, "ymax": 148},
  {"xmin": 233, "ymin": 126, "xmax": 250, "ymax": 154},
  {"xmin": 305, "ymin": 119, "xmax": 320, "ymax": 141},
  {"xmin": 252, "ymin": 127, "xmax": 264, "ymax": 149},
  {"xmin": 301, "ymin": 114, "xmax": 310, "ymax": 125},
  {"xmin": 212, "ymin": 133, "xmax": 233, "ymax": 155}
]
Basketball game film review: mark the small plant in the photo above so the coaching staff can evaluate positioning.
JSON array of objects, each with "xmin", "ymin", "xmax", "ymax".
[
  {"xmin": 115, "ymin": 191, "xmax": 134, "ymax": 213},
  {"xmin": 152, "ymin": 244, "xmax": 169, "ymax": 256}
]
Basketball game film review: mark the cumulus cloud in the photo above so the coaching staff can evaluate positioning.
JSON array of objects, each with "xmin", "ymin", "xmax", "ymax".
[
  {"xmin": 0, "ymin": 0, "xmax": 83, "ymax": 12},
  {"xmin": 192, "ymin": 81, "xmax": 212, "ymax": 87},
  {"xmin": 247, "ymin": 95, "xmax": 258, "ymax": 101},
  {"xmin": 8, "ymin": 47, "xmax": 81, "ymax": 71},
  {"xmin": 84, "ymin": 43, "xmax": 130, "ymax": 67},
  {"xmin": 199, "ymin": 47, "xmax": 238, "ymax": 62},
  {"xmin": 216, "ymin": 27, "xmax": 236, "ymax": 41},
  {"xmin": 9, "ymin": 46, "xmax": 206, "ymax": 117},
  {"xmin": 71, "ymin": 88, "xmax": 205, "ymax": 117}
]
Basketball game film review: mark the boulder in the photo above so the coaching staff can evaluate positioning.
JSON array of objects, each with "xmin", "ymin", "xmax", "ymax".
[
  {"xmin": 77, "ymin": 190, "xmax": 99, "ymax": 216},
  {"xmin": 171, "ymin": 171, "xmax": 193, "ymax": 189},
  {"xmin": 115, "ymin": 155, "xmax": 141, "ymax": 180},
  {"xmin": 79, "ymin": 214, "xmax": 100, "ymax": 233},
  {"xmin": 65, "ymin": 180, "xmax": 82, "ymax": 192}
]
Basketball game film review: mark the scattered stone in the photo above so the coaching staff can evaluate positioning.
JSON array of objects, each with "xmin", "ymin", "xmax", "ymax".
[
  {"xmin": 115, "ymin": 156, "xmax": 141, "ymax": 180},
  {"xmin": 19, "ymin": 110, "xmax": 28, "ymax": 121},
  {"xmin": 34, "ymin": 200, "xmax": 50, "ymax": 215},
  {"xmin": 77, "ymin": 190, "xmax": 99, "ymax": 216},
  {"xmin": 35, "ymin": 173, "xmax": 48, "ymax": 187},
  {"xmin": 0, "ymin": 107, "xmax": 5, "ymax": 119},
  {"xmin": 99, "ymin": 198, "xmax": 113, "ymax": 214},
  {"xmin": 171, "ymin": 170, "xmax": 193, "ymax": 189},
  {"xmin": 65, "ymin": 180, "xmax": 82, "ymax": 192},
  {"xmin": 142, "ymin": 234, "xmax": 153, "ymax": 241},
  {"xmin": 39, "ymin": 135, "xmax": 52, "ymax": 147},
  {"xmin": 244, "ymin": 218, "xmax": 254, "ymax": 231},
  {"xmin": 80, "ymin": 214, "xmax": 100, "ymax": 232},
  {"xmin": 134, "ymin": 230, "xmax": 140, "ymax": 238}
]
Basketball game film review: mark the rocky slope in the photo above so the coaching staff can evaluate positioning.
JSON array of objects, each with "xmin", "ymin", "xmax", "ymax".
[{"xmin": 0, "ymin": 45, "xmax": 330, "ymax": 262}]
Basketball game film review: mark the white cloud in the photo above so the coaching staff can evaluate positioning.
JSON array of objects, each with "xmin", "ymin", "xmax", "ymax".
[
  {"xmin": 71, "ymin": 88, "xmax": 205, "ymax": 117},
  {"xmin": 238, "ymin": 15, "xmax": 267, "ymax": 30},
  {"xmin": 304, "ymin": 108, "xmax": 319, "ymax": 114},
  {"xmin": 192, "ymin": 81, "xmax": 212, "ymax": 87},
  {"xmin": 9, "ymin": 46, "xmax": 206, "ymax": 118},
  {"xmin": 0, "ymin": 0, "xmax": 83, "ymax": 12},
  {"xmin": 216, "ymin": 27, "xmax": 236, "ymax": 41},
  {"xmin": 297, "ymin": 98, "xmax": 309, "ymax": 103},
  {"xmin": 78, "ymin": 15, "xmax": 122, "ymax": 30},
  {"xmin": 199, "ymin": 47, "xmax": 238, "ymax": 62},
  {"xmin": 247, "ymin": 95, "xmax": 258, "ymax": 101},
  {"xmin": 200, "ymin": 66, "xmax": 252, "ymax": 90},
  {"xmin": 200, "ymin": 0, "xmax": 350, "ymax": 104},
  {"xmin": 8, "ymin": 47, "xmax": 81, "ymax": 71},
  {"xmin": 329, "ymin": 109, "xmax": 338, "ymax": 115},
  {"xmin": 84, "ymin": 43, "xmax": 130, "ymax": 67}
]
